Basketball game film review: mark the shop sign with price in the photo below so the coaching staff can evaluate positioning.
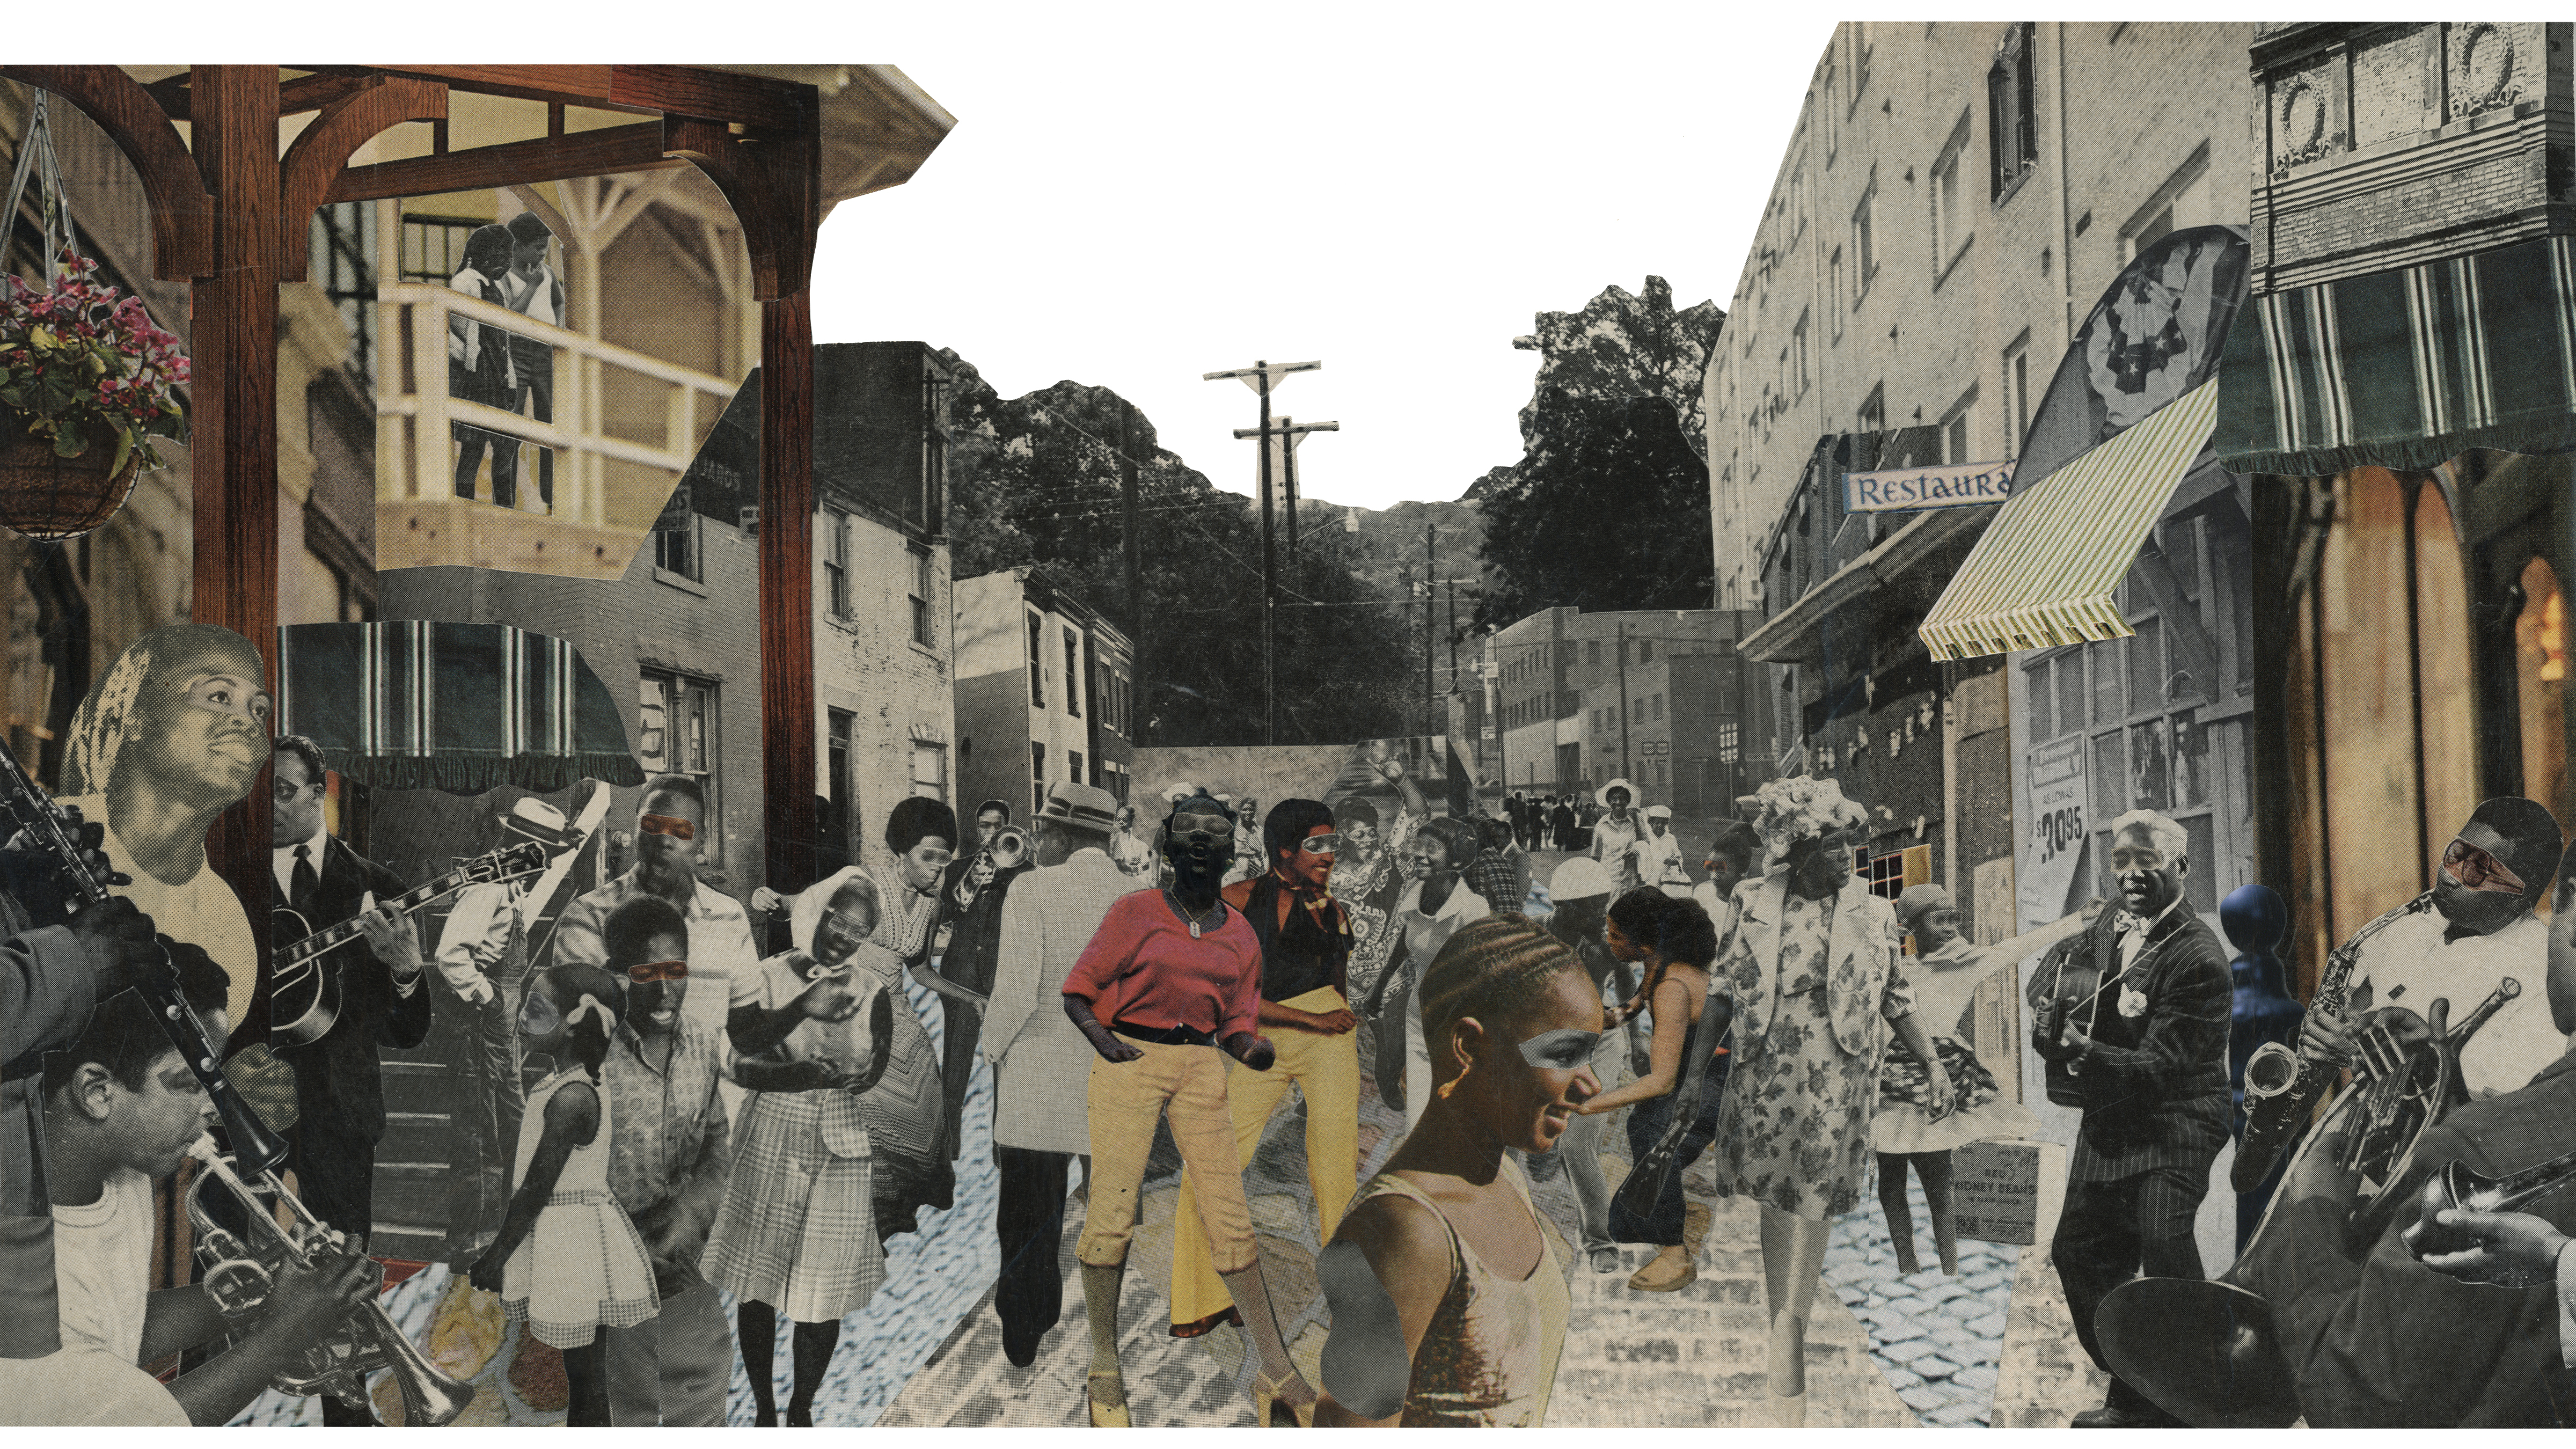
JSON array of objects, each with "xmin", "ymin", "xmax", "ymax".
[{"xmin": 2019, "ymin": 734, "xmax": 2088, "ymax": 926}]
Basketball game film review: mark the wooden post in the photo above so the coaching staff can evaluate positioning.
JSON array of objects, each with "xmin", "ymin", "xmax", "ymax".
[
  {"xmin": 760, "ymin": 291, "xmax": 816, "ymax": 895},
  {"xmin": 186, "ymin": 65, "xmax": 282, "ymax": 948}
]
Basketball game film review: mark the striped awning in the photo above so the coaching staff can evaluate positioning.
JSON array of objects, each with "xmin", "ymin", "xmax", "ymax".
[
  {"xmin": 2215, "ymin": 234, "xmax": 2576, "ymax": 477},
  {"xmin": 1918, "ymin": 379, "xmax": 2219, "ymax": 661},
  {"xmin": 277, "ymin": 622, "xmax": 645, "ymax": 794}
]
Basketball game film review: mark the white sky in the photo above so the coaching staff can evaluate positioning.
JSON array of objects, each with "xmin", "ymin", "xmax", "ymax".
[{"xmin": 808, "ymin": 6, "xmax": 1834, "ymax": 510}]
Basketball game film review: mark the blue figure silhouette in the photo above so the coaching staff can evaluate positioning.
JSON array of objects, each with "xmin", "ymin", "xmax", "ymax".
[{"xmin": 2223, "ymin": 883, "xmax": 2303, "ymax": 1253}]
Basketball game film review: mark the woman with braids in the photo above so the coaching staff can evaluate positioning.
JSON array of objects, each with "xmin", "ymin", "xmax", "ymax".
[
  {"xmin": 1314, "ymin": 916, "xmax": 1590, "ymax": 1427},
  {"xmin": 1361, "ymin": 814, "xmax": 1491, "ymax": 1130},
  {"xmin": 1579, "ymin": 889, "xmax": 1725, "ymax": 1293},
  {"xmin": 1059, "ymin": 792, "xmax": 1318, "ymax": 1428},
  {"xmin": 1870, "ymin": 883, "xmax": 2097, "ymax": 1277},
  {"xmin": 1711, "ymin": 777, "xmax": 1952, "ymax": 1426}
]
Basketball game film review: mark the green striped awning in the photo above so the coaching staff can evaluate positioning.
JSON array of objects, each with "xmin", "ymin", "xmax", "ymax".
[{"xmin": 1918, "ymin": 378, "xmax": 2219, "ymax": 661}]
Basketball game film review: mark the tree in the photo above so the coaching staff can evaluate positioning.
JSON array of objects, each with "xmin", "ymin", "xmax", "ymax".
[
  {"xmin": 937, "ymin": 353, "xmax": 1420, "ymax": 748},
  {"xmin": 1475, "ymin": 388, "xmax": 1714, "ymax": 628},
  {"xmin": 1471, "ymin": 276, "xmax": 1724, "ymax": 626}
]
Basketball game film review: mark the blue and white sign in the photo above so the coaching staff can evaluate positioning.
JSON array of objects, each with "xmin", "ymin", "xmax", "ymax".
[{"xmin": 1843, "ymin": 459, "xmax": 2015, "ymax": 513}]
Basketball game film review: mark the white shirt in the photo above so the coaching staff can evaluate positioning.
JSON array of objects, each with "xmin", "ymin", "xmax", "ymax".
[
  {"xmin": 54, "ymin": 1167, "xmax": 152, "ymax": 1368},
  {"xmin": 63, "ymin": 796, "xmax": 259, "ymax": 1034},
  {"xmin": 271, "ymin": 824, "xmax": 332, "ymax": 904},
  {"xmin": 2116, "ymin": 896, "xmax": 2186, "ymax": 975},
  {"xmin": 1631, "ymin": 828, "xmax": 1687, "ymax": 888},
  {"xmin": 432, "ymin": 879, "xmax": 521, "ymax": 1004},
  {"xmin": 2351, "ymin": 910, "xmax": 2559, "ymax": 1099},
  {"xmin": 1396, "ymin": 878, "xmax": 1491, "ymax": 975}
]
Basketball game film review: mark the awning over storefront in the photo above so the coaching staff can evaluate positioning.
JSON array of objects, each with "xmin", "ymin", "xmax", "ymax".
[
  {"xmin": 1918, "ymin": 378, "xmax": 2219, "ymax": 661},
  {"xmin": 1738, "ymin": 503, "xmax": 1997, "ymax": 664},
  {"xmin": 2215, "ymin": 234, "xmax": 2576, "ymax": 477},
  {"xmin": 279, "ymin": 621, "xmax": 645, "ymax": 794}
]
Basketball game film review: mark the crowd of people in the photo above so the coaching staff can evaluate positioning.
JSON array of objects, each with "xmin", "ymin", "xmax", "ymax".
[{"xmin": 10, "ymin": 630, "xmax": 2576, "ymax": 1429}]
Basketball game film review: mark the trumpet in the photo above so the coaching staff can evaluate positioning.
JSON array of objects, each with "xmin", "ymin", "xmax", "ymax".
[
  {"xmin": 184, "ymin": 1138, "xmax": 477, "ymax": 1426},
  {"xmin": 947, "ymin": 824, "xmax": 1031, "ymax": 916},
  {"xmin": 2405, "ymin": 1137, "xmax": 2576, "ymax": 1262},
  {"xmin": 2235, "ymin": 889, "xmax": 2436, "ymax": 1191}
]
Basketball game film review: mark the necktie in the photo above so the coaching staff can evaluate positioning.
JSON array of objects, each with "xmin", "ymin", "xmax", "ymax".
[{"xmin": 290, "ymin": 843, "xmax": 319, "ymax": 919}]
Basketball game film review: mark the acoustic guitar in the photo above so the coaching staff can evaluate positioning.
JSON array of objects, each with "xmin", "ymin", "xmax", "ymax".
[{"xmin": 269, "ymin": 842, "xmax": 547, "ymax": 1047}]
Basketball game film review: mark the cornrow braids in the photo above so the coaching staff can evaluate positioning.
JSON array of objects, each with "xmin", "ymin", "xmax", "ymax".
[{"xmin": 1416, "ymin": 914, "xmax": 1588, "ymax": 1084}]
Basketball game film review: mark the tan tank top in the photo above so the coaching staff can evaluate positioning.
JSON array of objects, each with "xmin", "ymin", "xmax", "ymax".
[{"xmin": 1351, "ymin": 1155, "xmax": 1570, "ymax": 1428}]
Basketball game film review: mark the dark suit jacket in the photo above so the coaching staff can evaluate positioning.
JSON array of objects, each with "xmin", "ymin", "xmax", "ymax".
[
  {"xmin": 274, "ymin": 836, "xmax": 432, "ymax": 1144},
  {"xmin": 2255, "ymin": 1052, "xmax": 2576, "ymax": 1426},
  {"xmin": 934, "ymin": 855, "xmax": 1031, "ymax": 999},
  {"xmin": 2030, "ymin": 902, "xmax": 2231, "ymax": 1181}
]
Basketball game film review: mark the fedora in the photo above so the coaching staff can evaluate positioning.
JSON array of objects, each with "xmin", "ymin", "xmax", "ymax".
[{"xmin": 1036, "ymin": 780, "xmax": 1121, "ymax": 836}]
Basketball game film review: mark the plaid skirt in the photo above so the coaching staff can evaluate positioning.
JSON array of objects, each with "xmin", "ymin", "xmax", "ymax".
[
  {"xmin": 500, "ymin": 1188, "xmax": 660, "ymax": 1349},
  {"xmin": 700, "ymin": 1091, "xmax": 883, "ymax": 1324},
  {"xmin": 1870, "ymin": 1035, "xmax": 2036, "ymax": 1156}
]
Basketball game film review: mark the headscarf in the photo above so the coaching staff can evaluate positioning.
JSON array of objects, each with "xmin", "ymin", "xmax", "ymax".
[{"xmin": 62, "ymin": 624, "xmax": 265, "ymax": 799}]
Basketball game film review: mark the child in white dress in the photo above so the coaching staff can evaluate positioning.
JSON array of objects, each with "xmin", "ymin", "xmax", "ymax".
[{"xmin": 466, "ymin": 963, "xmax": 657, "ymax": 1425}]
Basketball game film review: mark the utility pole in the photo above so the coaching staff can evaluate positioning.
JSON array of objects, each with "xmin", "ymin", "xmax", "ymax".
[
  {"xmin": 1119, "ymin": 399, "xmax": 1144, "ymax": 747},
  {"xmin": 1204, "ymin": 358, "xmax": 1320, "ymax": 746},
  {"xmin": 1424, "ymin": 522, "xmax": 1438, "ymax": 738},
  {"xmin": 1616, "ymin": 619, "xmax": 1633, "ymax": 785},
  {"xmin": 1238, "ymin": 415, "xmax": 1338, "ymax": 591}
]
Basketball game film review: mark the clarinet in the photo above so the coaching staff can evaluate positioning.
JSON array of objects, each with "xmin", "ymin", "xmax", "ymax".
[{"xmin": 0, "ymin": 737, "xmax": 289, "ymax": 1175}]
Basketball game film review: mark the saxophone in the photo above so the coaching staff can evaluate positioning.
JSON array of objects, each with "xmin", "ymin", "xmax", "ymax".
[{"xmin": 2230, "ymin": 889, "xmax": 2435, "ymax": 1193}]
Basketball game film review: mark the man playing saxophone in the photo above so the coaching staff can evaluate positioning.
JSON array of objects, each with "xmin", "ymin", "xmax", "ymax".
[
  {"xmin": 10, "ymin": 942, "xmax": 377, "ymax": 1425},
  {"xmin": 2296, "ymin": 800, "xmax": 2566, "ymax": 1100}
]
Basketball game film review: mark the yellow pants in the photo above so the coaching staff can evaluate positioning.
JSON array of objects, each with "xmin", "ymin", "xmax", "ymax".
[
  {"xmin": 1077, "ymin": 1034, "xmax": 1257, "ymax": 1274},
  {"xmin": 1168, "ymin": 987, "xmax": 1362, "ymax": 1331}
]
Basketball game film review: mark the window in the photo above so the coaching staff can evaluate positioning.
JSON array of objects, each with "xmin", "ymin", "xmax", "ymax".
[
  {"xmin": 1791, "ymin": 311, "xmax": 1810, "ymax": 394},
  {"xmin": 654, "ymin": 516, "xmax": 698, "ymax": 581},
  {"xmin": 311, "ymin": 203, "xmax": 377, "ymax": 382},
  {"xmin": 822, "ymin": 507, "xmax": 850, "ymax": 618},
  {"xmin": 638, "ymin": 670, "xmax": 720, "ymax": 863},
  {"xmin": 1989, "ymin": 23, "xmax": 2039, "ymax": 200},
  {"xmin": 1791, "ymin": 167, "xmax": 1810, "ymax": 240},
  {"xmin": 1850, "ymin": 21, "xmax": 1872, "ymax": 104},
  {"xmin": 2003, "ymin": 333, "xmax": 2033, "ymax": 459},
  {"xmin": 1070, "ymin": 750, "xmax": 1086, "ymax": 787},
  {"xmin": 1586, "ymin": 640, "xmax": 1601, "ymax": 668},
  {"xmin": 1931, "ymin": 120, "xmax": 1971, "ymax": 274},
  {"xmin": 1030, "ymin": 740, "xmax": 1046, "ymax": 816},
  {"xmin": 2124, "ymin": 144, "xmax": 2213, "ymax": 260},
  {"xmin": 1064, "ymin": 627, "xmax": 1082, "ymax": 718},
  {"xmin": 1026, "ymin": 611, "xmax": 1045, "ymax": 707},
  {"xmin": 1828, "ymin": 250, "xmax": 1846, "ymax": 334},
  {"xmin": 1866, "ymin": 849, "xmax": 1907, "ymax": 901},
  {"xmin": 909, "ymin": 546, "xmax": 935, "ymax": 647},
  {"xmin": 1653, "ymin": 692, "xmax": 1665, "ymax": 720},
  {"xmin": 1718, "ymin": 720, "xmax": 1740, "ymax": 765},
  {"xmin": 1640, "ymin": 639, "xmax": 1655, "ymax": 664},
  {"xmin": 826, "ymin": 708, "xmax": 855, "ymax": 867},
  {"xmin": 2516, "ymin": 557, "xmax": 2570, "ymax": 831},
  {"xmin": 397, "ymin": 212, "xmax": 482, "ymax": 284},
  {"xmin": 1822, "ymin": 63, "xmax": 1840, "ymax": 160},
  {"xmin": 1853, "ymin": 182, "xmax": 1878, "ymax": 288},
  {"xmin": 1942, "ymin": 386, "xmax": 1979, "ymax": 463},
  {"xmin": 1857, "ymin": 383, "xmax": 1886, "ymax": 437},
  {"xmin": 910, "ymin": 741, "xmax": 946, "ymax": 803}
]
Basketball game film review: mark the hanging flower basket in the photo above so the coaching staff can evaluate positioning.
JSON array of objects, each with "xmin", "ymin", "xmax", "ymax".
[{"xmin": 0, "ymin": 249, "xmax": 189, "ymax": 541}]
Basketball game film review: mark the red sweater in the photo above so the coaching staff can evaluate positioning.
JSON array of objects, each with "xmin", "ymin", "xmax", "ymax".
[{"xmin": 1062, "ymin": 890, "xmax": 1263, "ymax": 1042}]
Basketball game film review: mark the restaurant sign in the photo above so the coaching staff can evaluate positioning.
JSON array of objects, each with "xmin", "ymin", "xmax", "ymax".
[{"xmin": 1843, "ymin": 459, "xmax": 2015, "ymax": 513}]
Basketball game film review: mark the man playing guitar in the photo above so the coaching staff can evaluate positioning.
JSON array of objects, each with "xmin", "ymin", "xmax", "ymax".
[{"xmin": 264, "ymin": 735, "xmax": 426, "ymax": 1425}]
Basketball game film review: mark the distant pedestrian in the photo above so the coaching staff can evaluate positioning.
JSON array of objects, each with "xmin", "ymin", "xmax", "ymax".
[
  {"xmin": 1549, "ymin": 796, "xmax": 1578, "ymax": 852},
  {"xmin": 1590, "ymin": 781, "xmax": 1644, "ymax": 897}
]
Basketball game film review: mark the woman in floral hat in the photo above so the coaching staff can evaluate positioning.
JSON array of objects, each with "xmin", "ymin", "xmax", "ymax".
[{"xmin": 1707, "ymin": 775, "xmax": 1951, "ymax": 1426}]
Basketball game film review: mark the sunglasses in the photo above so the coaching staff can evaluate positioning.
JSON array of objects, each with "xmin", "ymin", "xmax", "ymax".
[
  {"xmin": 1169, "ymin": 812, "xmax": 1234, "ymax": 841},
  {"xmin": 2444, "ymin": 838, "xmax": 2526, "ymax": 895},
  {"xmin": 639, "ymin": 813, "xmax": 696, "ymax": 841},
  {"xmin": 618, "ymin": 958, "xmax": 689, "ymax": 983},
  {"xmin": 1296, "ymin": 834, "xmax": 1343, "ymax": 855}
]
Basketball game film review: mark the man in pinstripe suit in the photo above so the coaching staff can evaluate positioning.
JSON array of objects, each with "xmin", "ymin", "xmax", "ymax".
[{"xmin": 2031, "ymin": 808, "xmax": 2230, "ymax": 1428}]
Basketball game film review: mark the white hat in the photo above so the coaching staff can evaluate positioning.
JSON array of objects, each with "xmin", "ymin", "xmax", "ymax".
[
  {"xmin": 1550, "ymin": 857, "xmax": 1612, "ymax": 901},
  {"xmin": 1645, "ymin": 804, "xmax": 1673, "ymax": 820},
  {"xmin": 1596, "ymin": 778, "xmax": 1637, "ymax": 808}
]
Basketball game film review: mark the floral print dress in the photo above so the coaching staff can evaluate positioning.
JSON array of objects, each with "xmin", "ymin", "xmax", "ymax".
[{"xmin": 1713, "ymin": 890, "xmax": 1915, "ymax": 1220}]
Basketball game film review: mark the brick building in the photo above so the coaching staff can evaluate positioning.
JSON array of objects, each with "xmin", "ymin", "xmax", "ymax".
[
  {"xmin": 1481, "ymin": 605, "xmax": 1770, "ymax": 808},
  {"xmin": 953, "ymin": 566, "xmax": 1138, "ymax": 823}
]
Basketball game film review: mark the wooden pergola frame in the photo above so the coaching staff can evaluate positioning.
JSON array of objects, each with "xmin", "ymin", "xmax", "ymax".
[{"xmin": 0, "ymin": 64, "xmax": 831, "ymax": 954}]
